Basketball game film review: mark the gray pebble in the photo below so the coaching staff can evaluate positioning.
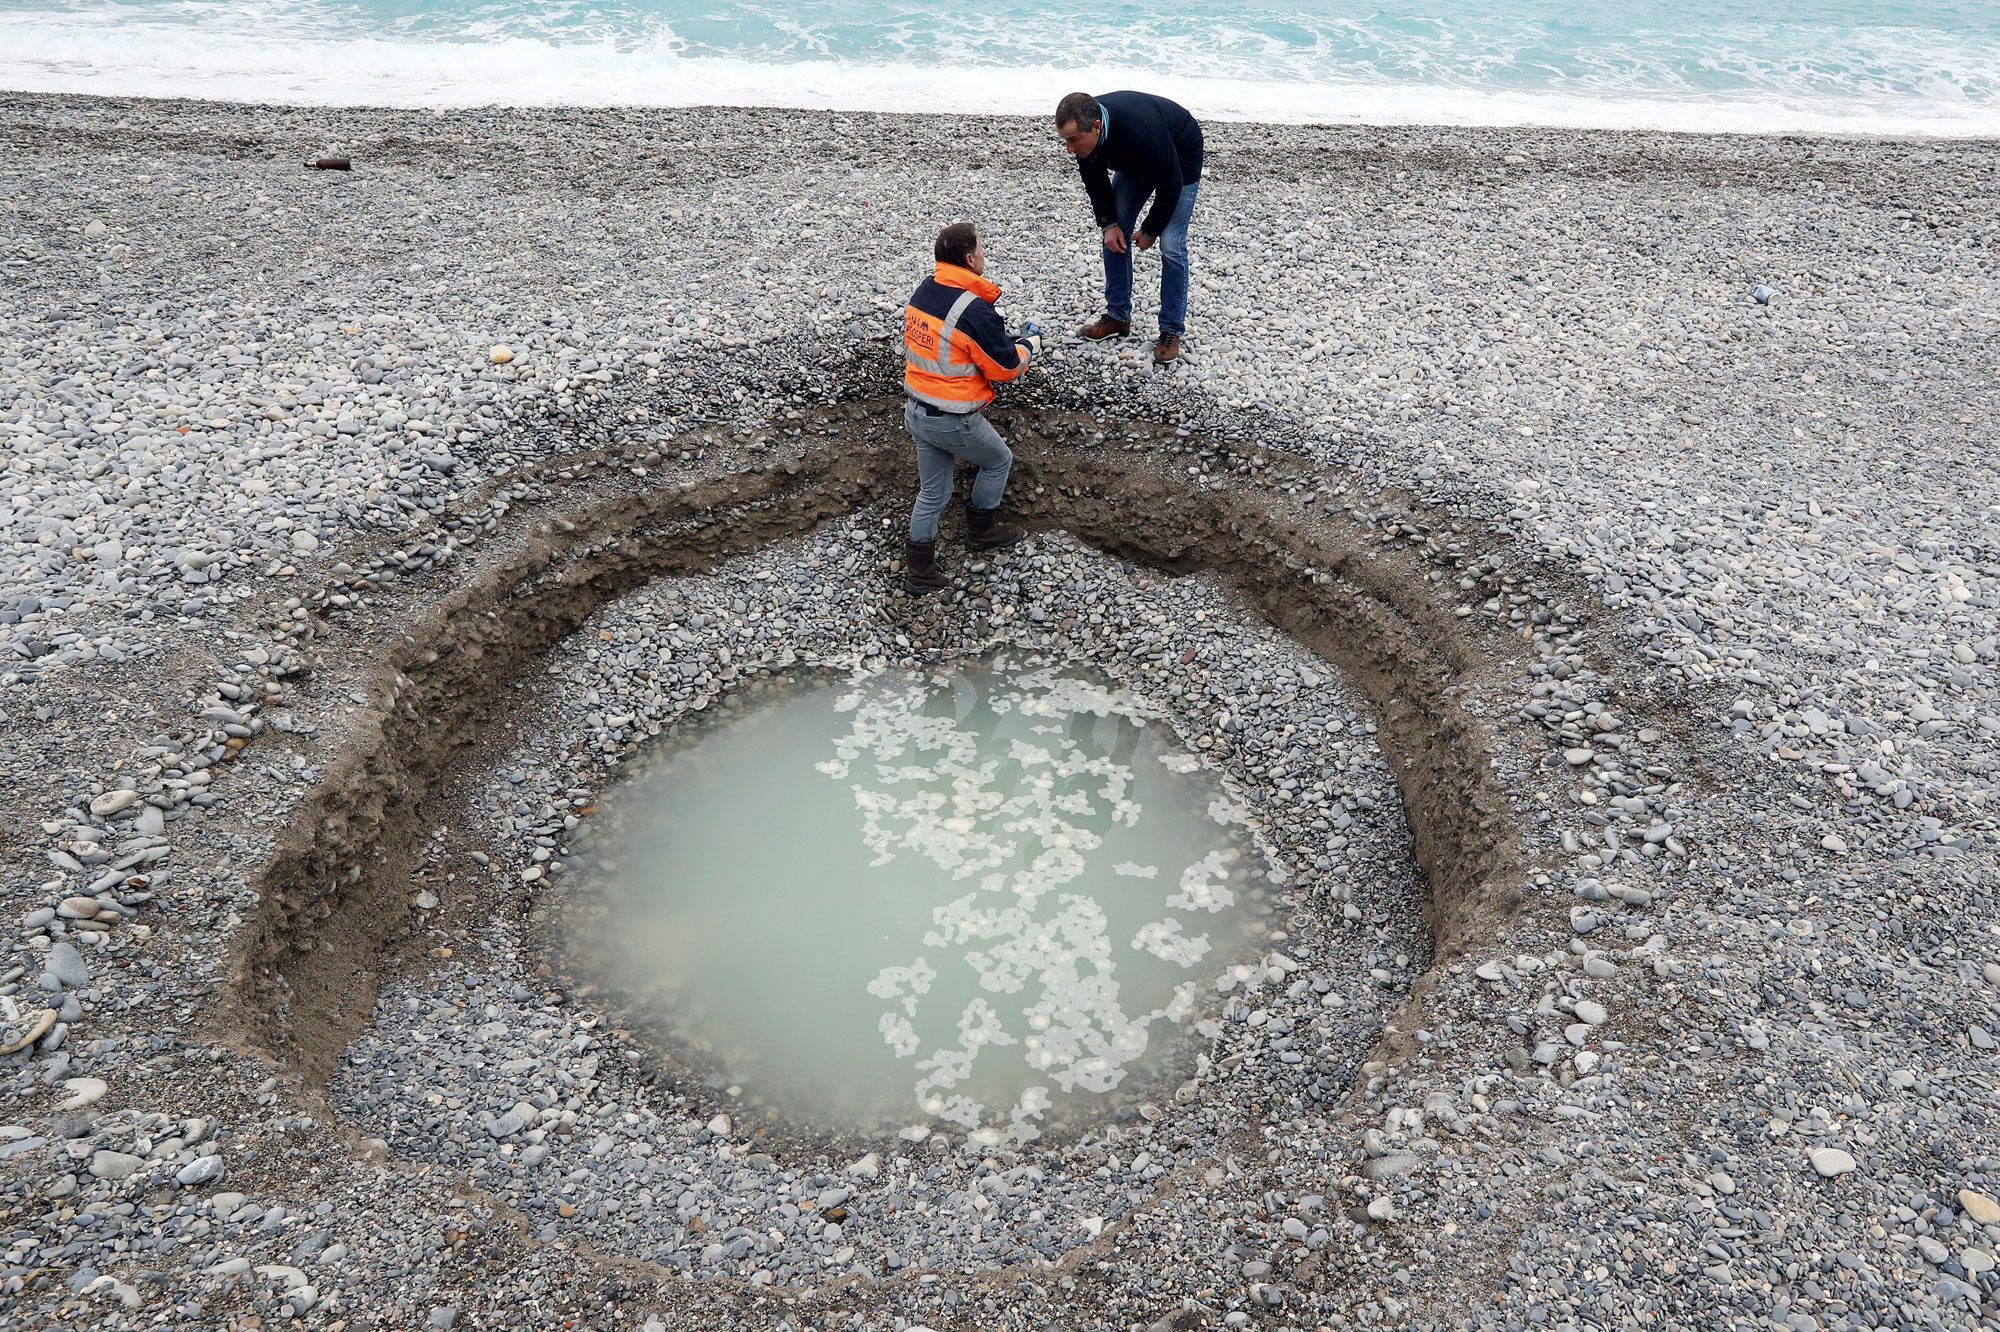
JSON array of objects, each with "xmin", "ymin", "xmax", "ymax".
[
  {"xmin": 176, "ymin": 1155, "xmax": 226, "ymax": 1186},
  {"xmin": 45, "ymin": 942, "xmax": 90, "ymax": 989}
]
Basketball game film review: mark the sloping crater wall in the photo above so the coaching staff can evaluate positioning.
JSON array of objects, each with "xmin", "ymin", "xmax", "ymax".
[{"xmin": 227, "ymin": 401, "xmax": 1527, "ymax": 1087}]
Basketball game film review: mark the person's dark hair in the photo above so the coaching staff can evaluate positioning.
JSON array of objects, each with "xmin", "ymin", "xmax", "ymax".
[
  {"xmin": 1055, "ymin": 91, "xmax": 1101, "ymax": 131},
  {"xmin": 934, "ymin": 222, "xmax": 979, "ymax": 268}
]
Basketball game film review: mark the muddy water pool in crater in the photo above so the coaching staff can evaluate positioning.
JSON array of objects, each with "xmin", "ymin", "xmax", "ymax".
[{"xmin": 563, "ymin": 658, "xmax": 1281, "ymax": 1146}]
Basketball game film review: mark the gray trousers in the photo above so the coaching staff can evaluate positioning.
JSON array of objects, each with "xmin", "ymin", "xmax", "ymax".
[{"xmin": 904, "ymin": 400, "xmax": 1012, "ymax": 543}]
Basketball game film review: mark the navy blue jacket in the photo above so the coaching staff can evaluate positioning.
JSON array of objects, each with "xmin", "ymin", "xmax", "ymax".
[{"xmin": 1076, "ymin": 91, "xmax": 1205, "ymax": 240}]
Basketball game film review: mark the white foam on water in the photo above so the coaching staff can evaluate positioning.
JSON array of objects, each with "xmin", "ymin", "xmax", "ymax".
[
  {"xmin": 1, "ymin": 29, "xmax": 1994, "ymax": 134},
  {"xmin": 865, "ymin": 957, "xmax": 936, "ymax": 1012},
  {"xmin": 582, "ymin": 659, "xmax": 1289, "ymax": 1145},
  {"xmin": 1208, "ymin": 797, "xmax": 1249, "ymax": 827},
  {"xmin": 1132, "ymin": 916, "xmax": 1212, "ymax": 966},
  {"xmin": 3, "ymin": 0, "xmax": 2000, "ymax": 137},
  {"xmin": 878, "ymin": 1010, "xmax": 921, "ymax": 1058},
  {"xmin": 1167, "ymin": 850, "xmax": 1238, "ymax": 915},
  {"xmin": 827, "ymin": 666, "xmax": 1271, "ymax": 1141},
  {"xmin": 6, "ymin": 0, "xmax": 2000, "ymax": 134}
]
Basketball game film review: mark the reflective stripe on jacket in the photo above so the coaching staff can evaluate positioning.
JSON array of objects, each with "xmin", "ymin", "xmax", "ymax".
[{"xmin": 903, "ymin": 263, "xmax": 1028, "ymax": 413}]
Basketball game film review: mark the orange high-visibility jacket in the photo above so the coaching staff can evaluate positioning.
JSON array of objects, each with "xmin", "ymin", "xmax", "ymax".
[{"xmin": 903, "ymin": 263, "xmax": 1030, "ymax": 413}]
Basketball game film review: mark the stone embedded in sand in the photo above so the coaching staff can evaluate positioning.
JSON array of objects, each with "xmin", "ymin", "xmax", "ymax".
[
  {"xmin": 488, "ymin": 345, "xmax": 514, "ymax": 365},
  {"xmin": 1961, "ymin": 1189, "xmax": 2000, "ymax": 1226},
  {"xmin": 90, "ymin": 789, "xmax": 138, "ymax": 816},
  {"xmin": 0, "ymin": 1008, "xmax": 56, "ymax": 1056},
  {"xmin": 58, "ymin": 1077, "xmax": 108, "ymax": 1110},
  {"xmin": 176, "ymin": 1155, "xmax": 226, "ymax": 1186},
  {"xmin": 90, "ymin": 1150, "xmax": 144, "ymax": 1180},
  {"xmin": 45, "ymin": 942, "xmax": 91, "ymax": 989},
  {"xmin": 1810, "ymin": 1147, "xmax": 1857, "ymax": 1177},
  {"xmin": 84, "ymin": 220, "xmax": 107, "ymax": 239}
]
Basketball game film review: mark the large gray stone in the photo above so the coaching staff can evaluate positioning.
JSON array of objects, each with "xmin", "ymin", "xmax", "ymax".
[{"xmin": 45, "ymin": 942, "xmax": 90, "ymax": 989}]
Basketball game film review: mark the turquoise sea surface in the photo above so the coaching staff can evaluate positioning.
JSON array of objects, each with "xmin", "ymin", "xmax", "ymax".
[{"xmin": 1, "ymin": 0, "xmax": 1994, "ymax": 132}]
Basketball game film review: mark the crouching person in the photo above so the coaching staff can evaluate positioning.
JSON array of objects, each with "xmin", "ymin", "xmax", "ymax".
[{"xmin": 902, "ymin": 222, "xmax": 1043, "ymax": 595}]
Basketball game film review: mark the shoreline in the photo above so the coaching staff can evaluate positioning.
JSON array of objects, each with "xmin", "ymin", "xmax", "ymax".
[
  {"xmin": 2, "ymin": 88, "xmax": 1998, "ymax": 1330},
  {"xmin": 6, "ymin": 85, "xmax": 2000, "ymax": 147}
]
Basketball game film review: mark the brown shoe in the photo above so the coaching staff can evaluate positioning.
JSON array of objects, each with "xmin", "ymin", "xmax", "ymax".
[
  {"xmin": 1078, "ymin": 315, "xmax": 1131, "ymax": 341},
  {"xmin": 1153, "ymin": 333, "xmax": 1183, "ymax": 364}
]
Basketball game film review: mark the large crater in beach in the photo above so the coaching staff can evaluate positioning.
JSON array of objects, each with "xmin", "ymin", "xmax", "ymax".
[{"xmin": 224, "ymin": 400, "xmax": 1530, "ymax": 1284}]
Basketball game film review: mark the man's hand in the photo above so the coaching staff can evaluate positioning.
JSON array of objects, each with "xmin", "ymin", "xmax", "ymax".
[
  {"xmin": 1102, "ymin": 224, "xmax": 1128, "ymax": 254},
  {"xmin": 1133, "ymin": 231, "xmax": 1157, "ymax": 251},
  {"xmin": 1015, "ymin": 320, "xmax": 1044, "ymax": 356}
]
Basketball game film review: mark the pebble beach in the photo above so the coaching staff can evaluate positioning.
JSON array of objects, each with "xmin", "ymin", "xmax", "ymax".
[{"xmin": 3, "ymin": 90, "xmax": 2000, "ymax": 1331}]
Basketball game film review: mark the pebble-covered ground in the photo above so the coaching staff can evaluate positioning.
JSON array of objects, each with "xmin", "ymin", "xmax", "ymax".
[
  {"xmin": 3, "ymin": 91, "xmax": 1999, "ymax": 1331},
  {"xmin": 330, "ymin": 525, "xmax": 1419, "ymax": 1293}
]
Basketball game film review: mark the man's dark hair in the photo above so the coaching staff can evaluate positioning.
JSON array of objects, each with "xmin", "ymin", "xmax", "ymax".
[
  {"xmin": 1055, "ymin": 91, "xmax": 1101, "ymax": 131},
  {"xmin": 934, "ymin": 222, "xmax": 979, "ymax": 268}
]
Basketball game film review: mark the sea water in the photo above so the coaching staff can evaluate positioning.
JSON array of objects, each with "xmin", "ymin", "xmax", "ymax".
[
  {"xmin": 565, "ymin": 662, "xmax": 1277, "ymax": 1145},
  {"xmin": 1, "ymin": 0, "xmax": 1995, "ymax": 135}
]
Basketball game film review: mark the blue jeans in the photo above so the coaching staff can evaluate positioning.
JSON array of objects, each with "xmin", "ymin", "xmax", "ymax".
[
  {"xmin": 905, "ymin": 400, "xmax": 1012, "ymax": 542},
  {"xmin": 1103, "ymin": 176, "xmax": 1199, "ymax": 336}
]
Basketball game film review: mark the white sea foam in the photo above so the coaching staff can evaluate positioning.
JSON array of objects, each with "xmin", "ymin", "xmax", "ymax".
[{"xmin": 2, "ymin": 6, "xmax": 1995, "ymax": 135}]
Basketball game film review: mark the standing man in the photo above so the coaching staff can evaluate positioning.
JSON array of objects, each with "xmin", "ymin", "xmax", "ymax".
[
  {"xmin": 1055, "ymin": 90, "xmax": 1204, "ymax": 365},
  {"xmin": 901, "ymin": 222, "xmax": 1043, "ymax": 596}
]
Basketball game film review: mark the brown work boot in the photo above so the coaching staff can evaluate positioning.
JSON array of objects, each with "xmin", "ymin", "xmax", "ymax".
[
  {"xmin": 1153, "ymin": 333, "xmax": 1183, "ymax": 364},
  {"xmin": 903, "ymin": 539, "xmax": 950, "ymax": 595},
  {"xmin": 1078, "ymin": 315, "xmax": 1131, "ymax": 341},
  {"xmin": 965, "ymin": 505, "xmax": 1026, "ymax": 550}
]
